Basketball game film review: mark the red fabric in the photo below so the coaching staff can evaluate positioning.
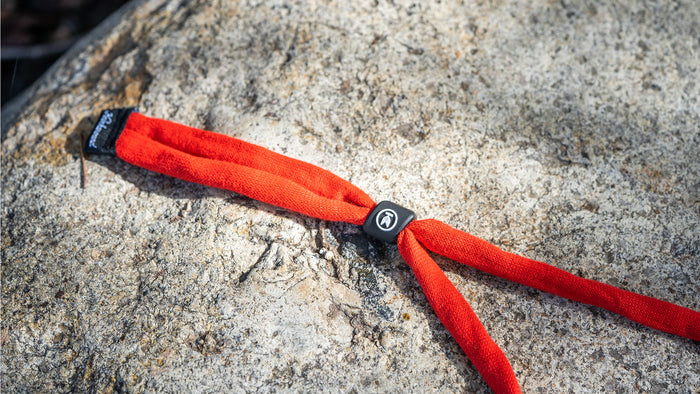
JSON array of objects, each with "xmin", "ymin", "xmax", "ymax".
[
  {"xmin": 398, "ymin": 229, "xmax": 521, "ymax": 394},
  {"xmin": 112, "ymin": 112, "xmax": 700, "ymax": 394},
  {"xmin": 406, "ymin": 219, "xmax": 700, "ymax": 341},
  {"xmin": 116, "ymin": 113, "xmax": 376, "ymax": 225}
]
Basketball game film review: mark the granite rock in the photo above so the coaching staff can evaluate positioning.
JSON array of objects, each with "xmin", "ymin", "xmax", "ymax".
[{"xmin": 2, "ymin": 0, "xmax": 699, "ymax": 392}]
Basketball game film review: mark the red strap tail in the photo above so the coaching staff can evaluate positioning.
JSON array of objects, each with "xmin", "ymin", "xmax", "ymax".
[
  {"xmin": 407, "ymin": 219, "xmax": 700, "ymax": 341},
  {"xmin": 397, "ymin": 229, "xmax": 521, "ymax": 394}
]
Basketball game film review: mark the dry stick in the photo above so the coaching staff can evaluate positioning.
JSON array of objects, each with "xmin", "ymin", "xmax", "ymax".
[{"xmin": 80, "ymin": 134, "xmax": 87, "ymax": 189}]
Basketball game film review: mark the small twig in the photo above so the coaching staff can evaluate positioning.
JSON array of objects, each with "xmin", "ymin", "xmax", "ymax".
[{"xmin": 80, "ymin": 134, "xmax": 87, "ymax": 189}]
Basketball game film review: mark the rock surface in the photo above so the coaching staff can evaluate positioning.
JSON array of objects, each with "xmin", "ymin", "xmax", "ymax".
[{"xmin": 2, "ymin": 0, "xmax": 699, "ymax": 392}]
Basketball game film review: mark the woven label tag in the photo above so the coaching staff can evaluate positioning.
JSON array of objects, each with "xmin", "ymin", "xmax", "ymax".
[{"xmin": 84, "ymin": 107, "xmax": 137, "ymax": 156}]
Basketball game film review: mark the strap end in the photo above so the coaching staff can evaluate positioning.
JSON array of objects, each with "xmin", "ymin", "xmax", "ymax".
[{"xmin": 84, "ymin": 107, "xmax": 138, "ymax": 156}]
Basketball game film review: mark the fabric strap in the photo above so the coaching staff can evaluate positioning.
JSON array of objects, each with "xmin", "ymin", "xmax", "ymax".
[
  {"xmin": 110, "ymin": 112, "xmax": 699, "ymax": 394},
  {"xmin": 117, "ymin": 113, "xmax": 375, "ymax": 225}
]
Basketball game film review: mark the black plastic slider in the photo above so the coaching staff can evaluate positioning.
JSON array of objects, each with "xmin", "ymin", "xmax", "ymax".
[
  {"xmin": 84, "ymin": 107, "xmax": 138, "ymax": 156},
  {"xmin": 363, "ymin": 201, "xmax": 415, "ymax": 243}
]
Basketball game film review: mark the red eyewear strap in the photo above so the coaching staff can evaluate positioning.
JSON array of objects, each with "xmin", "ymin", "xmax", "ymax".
[{"xmin": 85, "ymin": 108, "xmax": 699, "ymax": 394}]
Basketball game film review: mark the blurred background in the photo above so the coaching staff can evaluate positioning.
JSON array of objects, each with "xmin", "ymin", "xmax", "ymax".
[{"xmin": 1, "ymin": 0, "xmax": 129, "ymax": 106}]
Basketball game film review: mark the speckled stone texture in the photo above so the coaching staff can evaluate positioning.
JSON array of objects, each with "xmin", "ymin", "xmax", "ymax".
[{"xmin": 2, "ymin": 0, "xmax": 699, "ymax": 392}]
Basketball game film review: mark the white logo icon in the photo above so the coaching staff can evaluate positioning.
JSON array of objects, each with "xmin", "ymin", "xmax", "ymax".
[{"xmin": 376, "ymin": 208, "xmax": 398, "ymax": 232}]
